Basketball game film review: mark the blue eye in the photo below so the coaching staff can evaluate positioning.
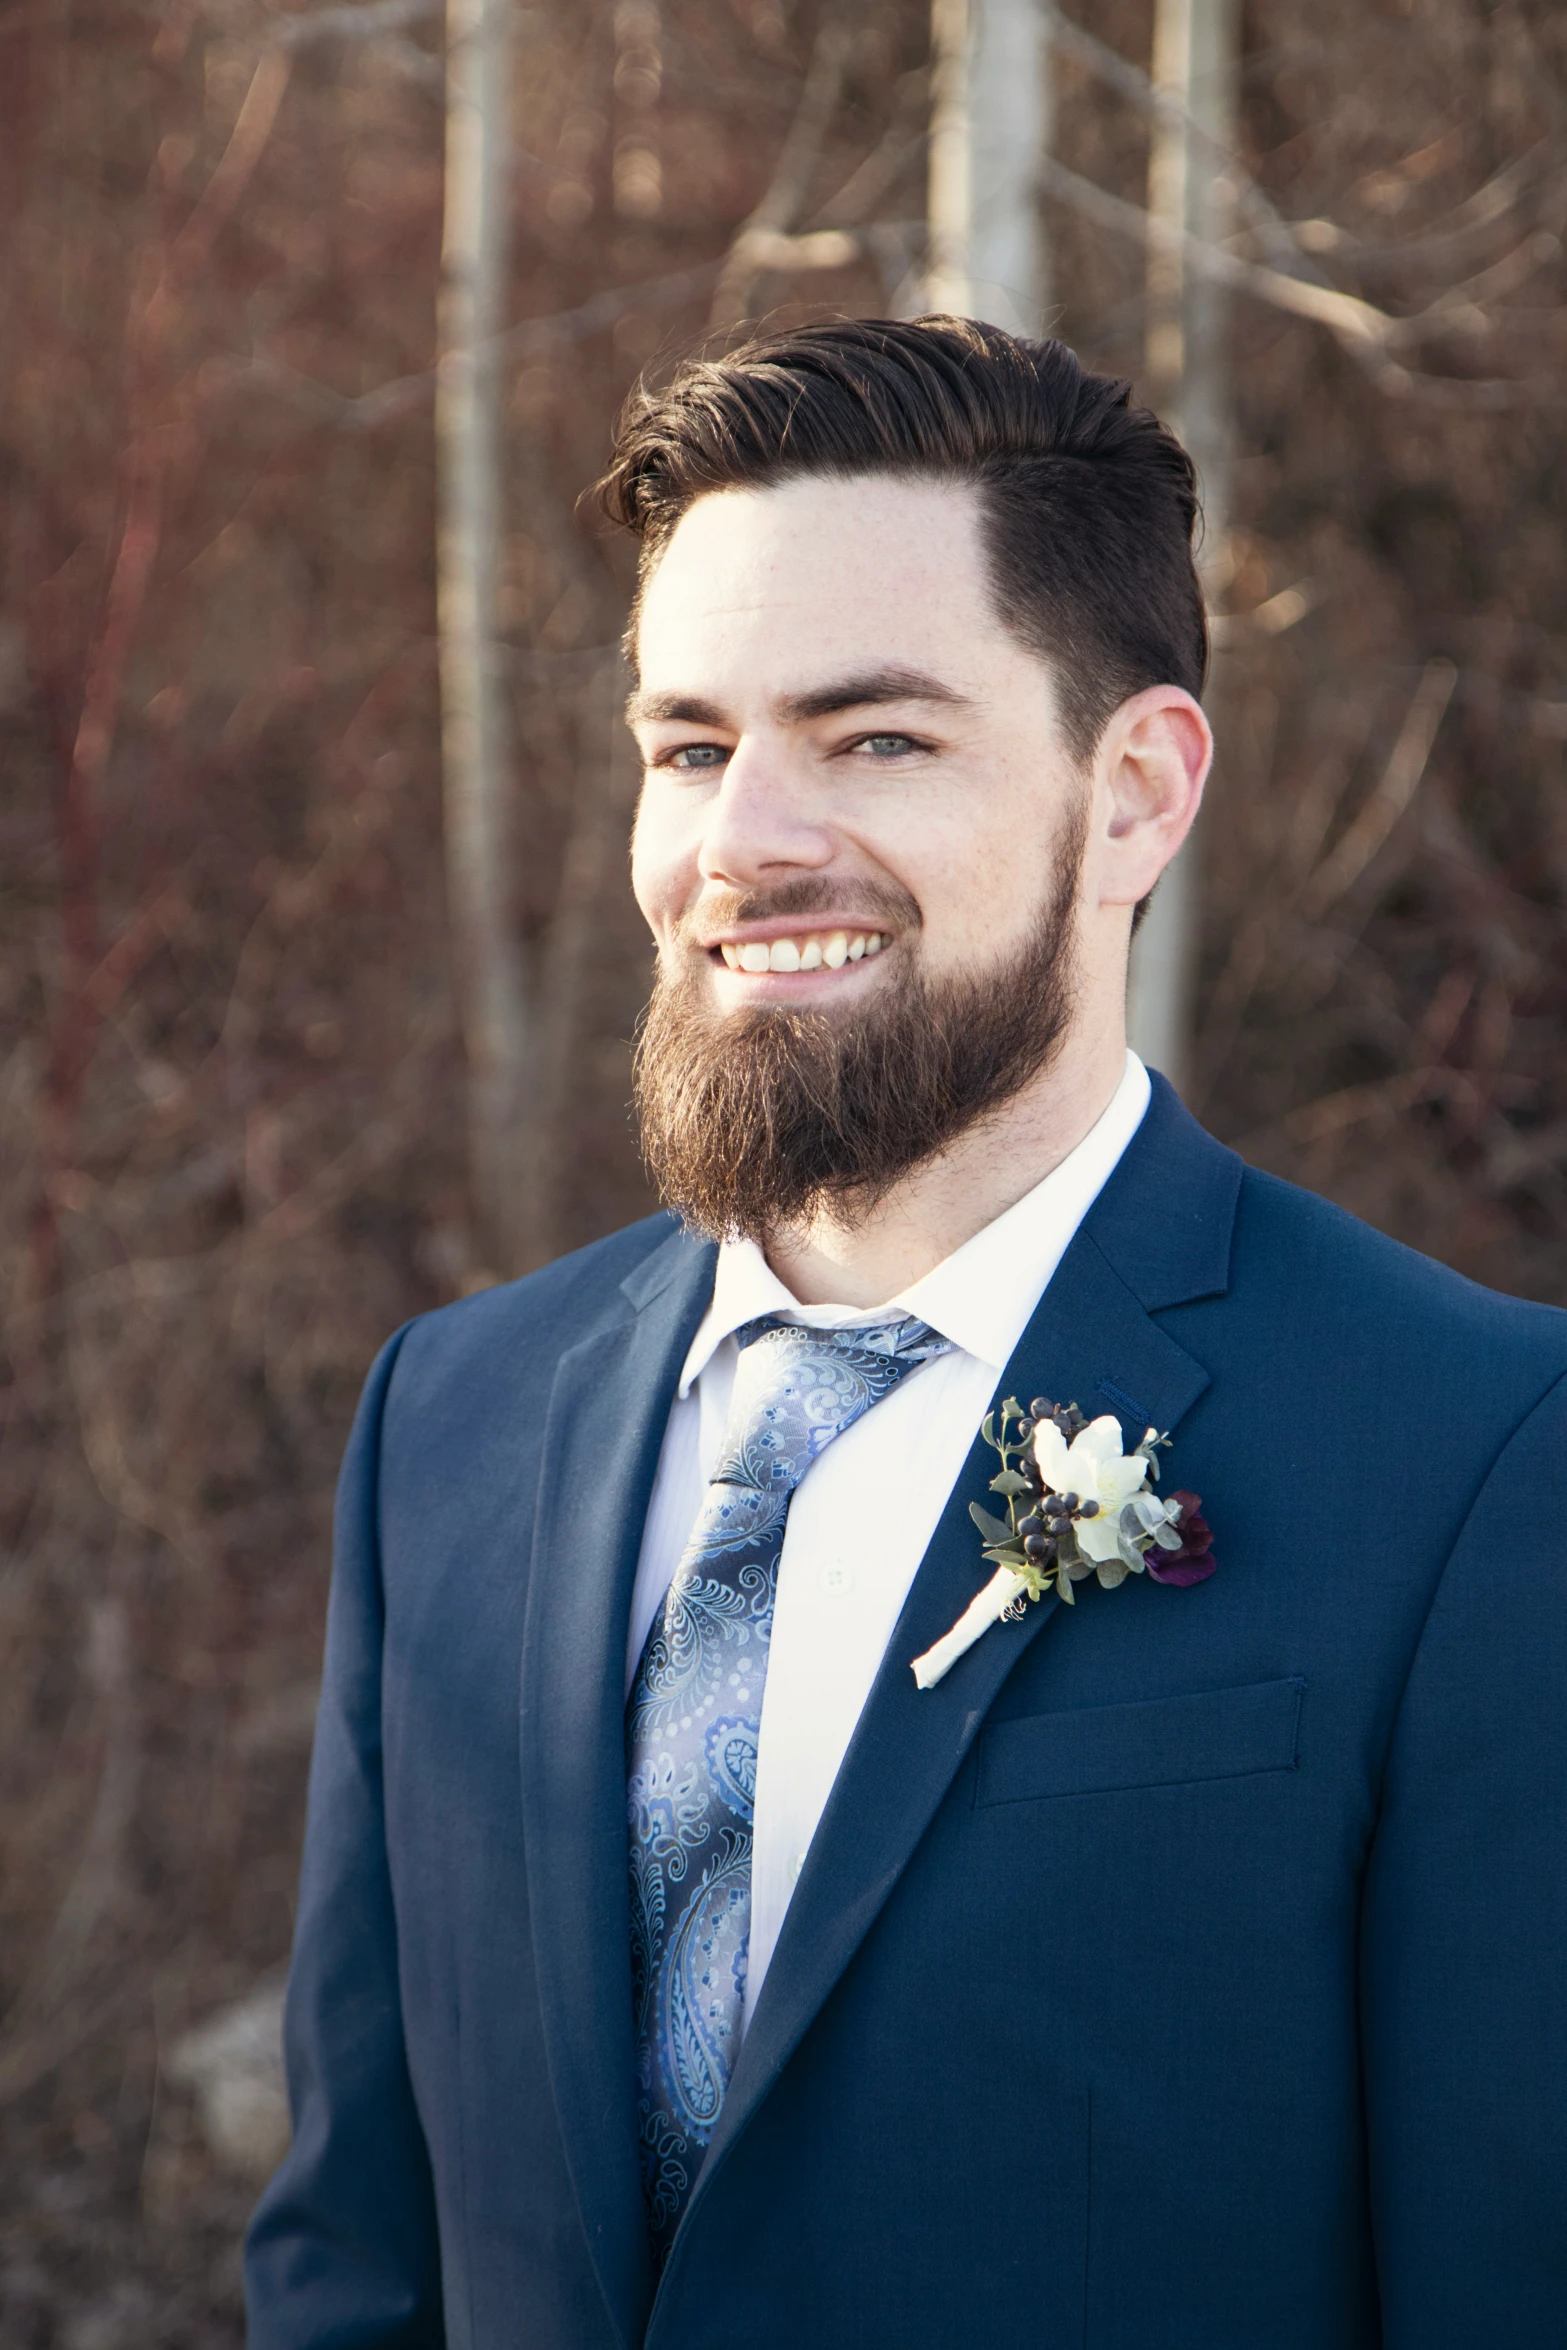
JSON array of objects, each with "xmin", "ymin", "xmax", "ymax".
[
  {"xmin": 666, "ymin": 743, "xmax": 728, "ymax": 771},
  {"xmin": 858, "ymin": 733, "xmax": 916, "ymax": 756}
]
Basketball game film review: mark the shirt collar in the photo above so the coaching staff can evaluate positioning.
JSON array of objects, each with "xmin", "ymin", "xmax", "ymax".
[{"xmin": 677, "ymin": 1051, "xmax": 1151, "ymax": 1396}]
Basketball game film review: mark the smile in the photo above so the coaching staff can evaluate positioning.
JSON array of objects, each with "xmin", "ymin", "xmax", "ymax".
[{"xmin": 715, "ymin": 930, "xmax": 890, "ymax": 974}]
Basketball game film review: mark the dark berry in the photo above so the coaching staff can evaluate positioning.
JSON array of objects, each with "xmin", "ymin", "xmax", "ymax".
[
  {"xmin": 1019, "ymin": 1513, "xmax": 1043, "ymax": 1539},
  {"xmin": 1030, "ymin": 1398, "xmax": 1052, "ymax": 1420}
]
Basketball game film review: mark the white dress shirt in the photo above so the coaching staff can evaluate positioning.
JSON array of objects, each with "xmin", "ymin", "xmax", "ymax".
[{"xmin": 627, "ymin": 1051, "xmax": 1152, "ymax": 2026}]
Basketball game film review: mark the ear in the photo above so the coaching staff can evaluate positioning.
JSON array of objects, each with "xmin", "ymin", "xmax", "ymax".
[{"xmin": 1094, "ymin": 686, "xmax": 1212, "ymax": 908}]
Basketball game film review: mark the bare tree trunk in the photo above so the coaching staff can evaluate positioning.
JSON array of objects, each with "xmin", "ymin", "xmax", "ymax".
[
  {"xmin": 1125, "ymin": 0, "xmax": 1239, "ymax": 1094},
  {"xmin": 926, "ymin": 0, "xmax": 1051, "ymax": 331},
  {"xmin": 437, "ymin": 0, "xmax": 537, "ymax": 1276}
]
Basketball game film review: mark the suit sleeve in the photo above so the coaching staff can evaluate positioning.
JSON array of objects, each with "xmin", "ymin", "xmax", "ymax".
[
  {"xmin": 1361, "ymin": 1370, "xmax": 1567, "ymax": 2345},
  {"xmin": 244, "ymin": 1326, "xmax": 445, "ymax": 2350}
]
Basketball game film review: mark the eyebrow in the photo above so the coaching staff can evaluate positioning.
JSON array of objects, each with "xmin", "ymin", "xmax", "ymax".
[{"xmin": 625, "ymin": 665, "xmax": 973, "ymax": 730}]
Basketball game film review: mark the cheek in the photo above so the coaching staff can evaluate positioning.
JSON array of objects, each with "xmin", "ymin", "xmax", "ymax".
[
  {"xmin": 629, "ymin": 794, "xmax": 686, "ymax": 930},
  {"xmin": 885, "ymin": 828, "xmax": 995, "ymax": 948},
  {"xmin": 898, "ymin": 815, "xmax": 1068, "ymax": 975}
]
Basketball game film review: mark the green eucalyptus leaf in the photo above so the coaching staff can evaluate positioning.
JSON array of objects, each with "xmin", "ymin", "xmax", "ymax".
[
  {"xmin": 989, "ymin": 1469, "xmax": 1031, "ymax": 1496},
  {"xmin": 1056, "ymin": 1569, "xmax": 1075, "ymax": 1603},
  {"xmin": 980, "ymin": 1412, "xmax": 997, "ymax": 1450},
  {"xmin": 969, "ymin": 1503, "xmax": 1016, "ymax": 1546}
]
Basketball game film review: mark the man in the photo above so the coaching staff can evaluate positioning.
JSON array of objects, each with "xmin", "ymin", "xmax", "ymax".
[{"xmin": 246, "ymin": 318, "xmax": 1567, "ymax": 2348}]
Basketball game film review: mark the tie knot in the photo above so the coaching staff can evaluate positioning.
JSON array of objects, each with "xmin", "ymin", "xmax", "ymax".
[
  {"xmin": 734, "ymin": 1311, "xmax": 946, "ymax": 1365},
  {"xmin": 706, "ymin": 1314, "xmax": 951, "ymax": 1508}
]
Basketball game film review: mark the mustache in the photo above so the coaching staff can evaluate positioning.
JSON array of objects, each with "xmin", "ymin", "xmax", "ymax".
[{"xmin": 671, "ymin": 875, "xmax": 922, "ymax": 946}]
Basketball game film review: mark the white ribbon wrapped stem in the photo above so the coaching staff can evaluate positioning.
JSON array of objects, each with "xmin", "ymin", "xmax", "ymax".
[{"xmin": 911, "ymin": 1565, "xmax": 1029, "ymax": 1691}]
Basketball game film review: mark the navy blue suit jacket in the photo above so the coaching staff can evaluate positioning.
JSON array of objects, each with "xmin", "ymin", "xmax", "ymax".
[{"xmin": 246, "ymin": 1078, "xmax": 1567, "ymax": 2347}]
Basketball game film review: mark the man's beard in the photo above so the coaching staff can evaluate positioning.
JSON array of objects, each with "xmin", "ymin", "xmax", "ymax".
[{"xmin": 633, "ymin": 804, "xmax": 1087, "ymax": 1245}]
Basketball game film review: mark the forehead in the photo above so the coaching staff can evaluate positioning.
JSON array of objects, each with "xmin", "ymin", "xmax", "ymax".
[{"xmin": 633, "ymin": 474, "xmax": 997, "ymax": 691}]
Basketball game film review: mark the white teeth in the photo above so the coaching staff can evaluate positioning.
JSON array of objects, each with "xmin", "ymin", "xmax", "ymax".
[{"xmin": 725, "ymin": 928, "xmax": 890, "ymax": 973}]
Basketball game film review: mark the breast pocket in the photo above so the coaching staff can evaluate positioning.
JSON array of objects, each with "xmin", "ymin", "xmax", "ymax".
[{"xmin": 975, "ymin": 1676, "xmax": 1306, "ymax": 1806}]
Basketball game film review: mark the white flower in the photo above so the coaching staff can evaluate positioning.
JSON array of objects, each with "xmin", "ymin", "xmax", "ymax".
[{"xmin": 1032, "ymin": 1413, "xmax": 1151, "ymax": 1565}]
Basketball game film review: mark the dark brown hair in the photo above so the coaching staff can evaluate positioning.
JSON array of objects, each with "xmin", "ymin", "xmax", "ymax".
[{"xmin": 597, "ymin": 314, "xmax": 1207, "ymax": 762}]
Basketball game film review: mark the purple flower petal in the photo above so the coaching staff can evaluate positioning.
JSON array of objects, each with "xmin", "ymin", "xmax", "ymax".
[
  {"xmin": 1144, "ymin": 1490, "xmax": 1216, "ymax": 1587},
  {"xmin": 1145, "ymin": 1547, "xmax": 1216, "ymax": 1587}
]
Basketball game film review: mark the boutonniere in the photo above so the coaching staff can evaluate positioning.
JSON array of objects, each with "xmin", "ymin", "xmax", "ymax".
[{"xmin": 912, "ymin": 1398, "xmax": 1216, "ymax": 1689}]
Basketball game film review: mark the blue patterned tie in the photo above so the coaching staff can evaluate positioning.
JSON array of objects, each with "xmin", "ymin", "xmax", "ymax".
[{"xmin": 626, "ymin": 1312, "xmax": 951, "ymax": 2258}]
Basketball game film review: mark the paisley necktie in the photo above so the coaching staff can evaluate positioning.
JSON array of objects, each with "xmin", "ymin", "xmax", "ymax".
[{"xmin": 626, "ymin": 1312, "xmax": 951, "ymax": 2260}]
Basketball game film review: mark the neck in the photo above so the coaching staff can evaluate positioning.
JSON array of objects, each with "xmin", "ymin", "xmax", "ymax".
[{"xmin": 763, "ymin": 1011, "xmax": 1129, "ymax": 1308}]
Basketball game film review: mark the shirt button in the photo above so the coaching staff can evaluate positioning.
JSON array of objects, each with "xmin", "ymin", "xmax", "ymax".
[{"xmin": 819, "ymin": 1562, "xmax": 854, "ymax": 1597}]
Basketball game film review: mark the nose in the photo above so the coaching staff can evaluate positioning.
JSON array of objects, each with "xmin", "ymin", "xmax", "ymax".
[{"xmin": 696, "ymin": 737, "xmax": 834, "ymax": 891}]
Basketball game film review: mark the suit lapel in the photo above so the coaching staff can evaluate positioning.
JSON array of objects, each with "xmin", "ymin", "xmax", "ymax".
[
  {"xmin": 518, "ymin": 1224, "xmax": 716, "ymax": 2350},
  {"xmin": 668, "ymin": 1083, "xmax": 1240, "ymax": 2259}
]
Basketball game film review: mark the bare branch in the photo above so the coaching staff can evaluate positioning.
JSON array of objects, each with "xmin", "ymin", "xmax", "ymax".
[
  {"xmin": 1415, "ymin": 228, "xmax": 1563, "ymax": 325},
  {"xmin": 165, "ymin": 50, "xmax": 294, "ymax": 282},
  {"xmin": 1290, "ymin": 140, "xmax": 1560, "ymax": 278},
  {"xmin": 1299, "ymin": 662, "xmax": 1457, "ymax": 921},
  {"xmin": 1036, "ymin": 154, "xmax": 1556, "ymax": 403},
  {"xmin": 207, "ymin": 260, "xmax": 725, "ymax": 431},
  {"xmin": 1039, "ymin": 153, "xmax": 1390, "ymax": 344},
  {"xmin": 270, "ymin": 0, "xmax": 440, "ymax": 47},
  {"xmin": 726, "ymin": 226, "xmax": 863, "ymax": 274},
  {"xmin": 1043, "ymin": 4, "xmax": 1562, "ymax": 299},
  {"xmin": 1043, "ymin": 3, "xmax": 1335, "ymax": 288},
  {"xmin": 710, "ymin": 19, "xmax": 855, "ymax": 330},
  {"xmin": 812, "ymin": 99, "xmax": 928, "ymax": 230},
  {"xmin": 1230, "ymin": 1067, "xmax": 1459, "ymax": 1160}
]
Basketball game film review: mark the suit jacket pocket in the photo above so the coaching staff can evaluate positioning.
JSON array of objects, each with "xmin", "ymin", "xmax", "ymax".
[{"xmin": 976, "ymin": 1676, "xmax": 1306, "ymax": 1806}]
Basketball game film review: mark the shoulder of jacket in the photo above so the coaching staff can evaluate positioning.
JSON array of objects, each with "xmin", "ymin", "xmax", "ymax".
[
  {"xmin": 1231, "ymin": 1160, "xmax": 1567, "ymax": 1371},
  {"xmin": 385, "ymin": 1211, "xmax": 686, "ymax": 1385}
]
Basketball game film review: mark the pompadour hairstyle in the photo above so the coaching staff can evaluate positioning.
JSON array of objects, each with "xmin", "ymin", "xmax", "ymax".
[{"xmin": 596, "ymin": 313, "xmax": 1208, "ymax": 762}]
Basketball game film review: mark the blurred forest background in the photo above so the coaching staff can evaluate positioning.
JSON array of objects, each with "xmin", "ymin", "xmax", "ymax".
[{"xmin": 3, "ymin": 0, "xmax": 1566, "ymax": 2337}]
